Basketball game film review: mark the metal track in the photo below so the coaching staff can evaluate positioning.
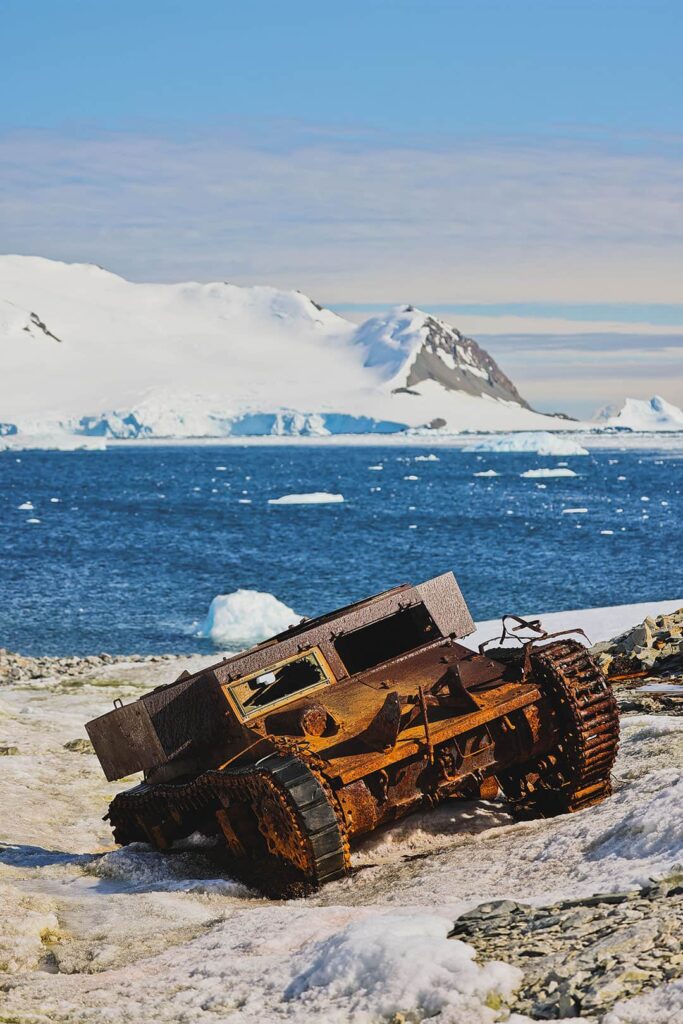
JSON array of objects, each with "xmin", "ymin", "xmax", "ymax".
[
  {"xmin": 500, "ymin": 640, "xmax": 620, "ymax": 815},
  {"xmin": 107, "ymin": 752, "xmax": 349, "ymax": 895}
]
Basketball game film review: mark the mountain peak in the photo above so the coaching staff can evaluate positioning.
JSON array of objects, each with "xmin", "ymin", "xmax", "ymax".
[{"xmin": 353, "ymin": 305, "xmax": 529, "ymax": 408}]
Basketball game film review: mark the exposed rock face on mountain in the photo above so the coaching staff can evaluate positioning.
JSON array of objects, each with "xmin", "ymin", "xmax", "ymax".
[
  {"xmin": 0, "ymin": 255, "xmax": 570, "ymax": 439},
  {"xmin": 399, "ymin": 310, "xmax": 530, "ymax": 407}
]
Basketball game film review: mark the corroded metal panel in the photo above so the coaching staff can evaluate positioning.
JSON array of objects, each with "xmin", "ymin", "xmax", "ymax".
[
  {"xmin": 85, "ymin": 701, "xmax": 167, "ymax": 781},
  {"xmin": 416, "ymin": 571, "xmax": 475, "ymax": 639}
]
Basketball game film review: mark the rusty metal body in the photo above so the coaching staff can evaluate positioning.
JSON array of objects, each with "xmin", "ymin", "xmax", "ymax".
[{"xmin": 86, "ymin": 572, "xmax": 620, "ymax": 895}]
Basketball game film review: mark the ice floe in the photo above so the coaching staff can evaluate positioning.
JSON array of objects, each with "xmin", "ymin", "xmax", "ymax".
[
  {"xmin": 198, "ymin": 589, "xmax": 300, "ymax": 646},
  {"xmin": 520, "ymin": 467, "xmax": 578, "ymax": 479},
  {"xmin": 473, "ymin": 470, "xmax": 499, "ymax": 478},
  {"xmin": 468, "ymin": 432, "xmax": 589, "ymax": 456},
  {"xmin": 268, "ymin": 492, "xmax": 345, "ymax": 504}
]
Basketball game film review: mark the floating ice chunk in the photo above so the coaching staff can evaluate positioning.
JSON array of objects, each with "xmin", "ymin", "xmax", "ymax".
[
  {"xmin": 600, "ymin": 530, "xmax": 614, "ymax": 535},
  {"xmin": 562, "ymin": 507, "xmax": 588, "ymax": 514},
  {"xmin": 285, "ymin": 913, "xmax": 521, "ymax": 1022},
  {"xmin": 238, "ymin": 498, "xmax": 252, "ymax": 504},
  {"xmin": 414, "ymin": 454, "xmax": 439, "ymax": 461},
  {"xmin": 26, "ymin": 517, "xmax": 41, "ymax": 524},
  {"xmin": 215, "ymin": 466, "xmax": 227, "ymax": 471},
  {"xmin": 521, "ymin": 467, "xmax": 577, "ymax": 479},
  {"xmin": 199, "ymin": 589, "xmax": 300, "ymax": 646},
  {"xmin": 268, "ymin": 492, "xmax": 345, "ymax": 505},
  {"xmin": 403, "ymin": 475, "xmax": 419, "ymax": 481},
  {"xmin": 17, "ymin": 501, "xmax": 33, "ymax": 510},
  {"xmin": 469, "ymin": 432, "xmax": 589, "ymax": 456},
  {"xmin": 641, "ymin": 496, "xmax": 650, "ymax": 502},
  {"xmin": 473, "ymin": 470, "xmax": 499, "ymax": 478},
  {"xmin": 617, "ymin": 475, "xmax": 627, "ymax": 481},
  {"xmin": 408, "ymin": 524, "xmax": 417, "ymax": 529},
  {"xmin": 368, "ymin": 465, "xmax": 383, "ymax": 471},
  {"xmin": 49, "ymin": 497, "xmax": 60, "ymax": 503}
]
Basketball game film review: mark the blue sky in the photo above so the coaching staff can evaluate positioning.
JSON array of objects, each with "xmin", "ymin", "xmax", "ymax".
[{"xmin": 1, "ymin": 0, "xmax": 682, "ymax": 415}]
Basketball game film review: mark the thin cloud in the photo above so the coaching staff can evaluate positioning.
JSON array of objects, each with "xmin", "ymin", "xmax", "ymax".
[{"xmin": 1, "ymin": 122, "xmax": 683, "ymax": 306}]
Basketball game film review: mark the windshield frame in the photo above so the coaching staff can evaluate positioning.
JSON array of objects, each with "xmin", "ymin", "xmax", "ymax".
[{"xmin": 222, "ymin": 647, "xmax": 335, "ymax": 722}]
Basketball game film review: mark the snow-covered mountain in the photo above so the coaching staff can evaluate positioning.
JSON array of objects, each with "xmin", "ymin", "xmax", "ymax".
[
  {"xmin": 0, "ymin": 255, "xmax": 569, "ymax": 439},
  {"xmin": 597, "ymin": 396, "xmax": 683, "ymax": 432}
]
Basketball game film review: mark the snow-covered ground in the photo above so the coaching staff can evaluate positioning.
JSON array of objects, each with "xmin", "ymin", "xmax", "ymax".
[{"xmin": 1, "ymin": 600, "xmax": 682, "ymax": 1022}]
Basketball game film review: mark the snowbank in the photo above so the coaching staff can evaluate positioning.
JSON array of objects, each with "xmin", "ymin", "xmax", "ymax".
[
  {"xmin": 468, "ymin": 599, "xmax": 683, "ymax": 651},
  {"xmin": 520, "ymin": 467, "xmax": 577, "ymax": 478},
  {"xmin": 198, "ymin": 589, "xmax": 300, "ymax": 646},
  {"xmin": 285, "ymin": 913, "xmax": 521, "ymax": 1023},
  {"xmin": 599, "ymin": 395, "xmax": 683, "ymax": 432},
  {"xmin": 468, "ymin": 432, "xmax": 589, "ymax": 455},
  {"xmin": 268, "ymin": 492, "xmax": 345, "ymax": 505}
]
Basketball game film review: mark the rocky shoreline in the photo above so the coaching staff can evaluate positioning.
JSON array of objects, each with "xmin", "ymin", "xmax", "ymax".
[
  {"xmin": 450, "ymin": 875, "xmax": 683, "ymax": 1020},
  {"xmin": 0, "ymin": 647, "xmax": 217, "ymax": 688}
]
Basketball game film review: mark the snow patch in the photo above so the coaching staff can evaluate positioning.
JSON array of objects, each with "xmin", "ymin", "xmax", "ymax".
[
  {"xmin": 198, "ymin": 589, "xmax": 300, "ymax": 647},
  {"xmin": 285, "ymin": 913, "xmax": 521, "ymax": 1023}
]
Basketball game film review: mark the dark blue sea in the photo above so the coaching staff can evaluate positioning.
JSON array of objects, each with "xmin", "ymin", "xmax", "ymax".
[{"xmin": 1, "ymin": 444, "xmax": 681, "ymax": 656}]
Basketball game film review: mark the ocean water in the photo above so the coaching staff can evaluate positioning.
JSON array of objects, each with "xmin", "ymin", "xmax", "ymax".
[{"xmin": 1, "ymin": 444, "xmax": 681, "ymax": 656}]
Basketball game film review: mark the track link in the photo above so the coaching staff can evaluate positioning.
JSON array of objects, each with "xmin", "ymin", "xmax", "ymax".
[
  {"xmin": 500, "ymin": 640, "xmax": 620, "ymax": 816},
  {"xmin": 107, "ymin": 753, "xmax": 349, "ymax": 896}
]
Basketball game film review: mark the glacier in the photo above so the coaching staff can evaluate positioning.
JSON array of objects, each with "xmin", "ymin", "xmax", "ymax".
[{"xmin": 0, "ymin": 255, "xmax": 575, "ymax": 441}]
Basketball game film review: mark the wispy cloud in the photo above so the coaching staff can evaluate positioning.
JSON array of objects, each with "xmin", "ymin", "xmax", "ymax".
[
  {"xmin": 2, "ymin": 122, "xmax": 682, "ymax": 416},
  {"xmin": 1, "ymin": 122, "xmax": 683, "ymax": 308}
]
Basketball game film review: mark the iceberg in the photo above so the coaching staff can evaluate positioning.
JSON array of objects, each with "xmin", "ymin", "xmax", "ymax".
[
  {"xmin": 198, "ymin": 589, "xmax": 300, "ymax": 647},
  {"xmin": 598, "ymin": 395, "xmax": 683, "ymax": 432}
]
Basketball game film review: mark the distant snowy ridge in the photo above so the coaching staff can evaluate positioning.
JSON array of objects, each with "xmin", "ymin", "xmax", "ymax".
[
  {"xmin": 597, "ymin": 395, "xmax": 683, "ymax": 432},
  {"xmin": 0, "ymin": 255, "xmax": 573, "ymax": 440}
]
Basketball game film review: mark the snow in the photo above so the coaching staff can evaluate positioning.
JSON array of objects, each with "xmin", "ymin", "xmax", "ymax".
[
  {"xmin": 1, "ymin": 598, "xmax": 683, "ymax": 1022},
  {"xmin": 198, "ymin": 589, "xmax": 300, "ymax": 647},
  {"xmin": 284, "ymin": 914, "xmax": 521, "ymax": 1023},
  {"xmin": 0, "ymin": 256, "xmax": 574, "ymax": 441},
  {"xmin": 468, "ymin": 599, "xmax": 683, "ymax": 651},
  {"xmin": 468, "ymin": 432, "xmax": 590, "ymax": 456},
  {"xmin": 268, "ymin": 492, "xmax": 345, "ymax": 505},
  {"xmin": 599, "ymin": 395, "xmax": 683, "ymax": 432},
  {"xmin": 520, "ymin": 467, "xmax": 578, "ymax": 478}
]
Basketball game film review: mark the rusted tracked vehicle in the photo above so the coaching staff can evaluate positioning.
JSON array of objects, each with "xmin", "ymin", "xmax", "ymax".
[{"xmin": 86, "ymin": 573, "xmax": 620, "ymax": 895}]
